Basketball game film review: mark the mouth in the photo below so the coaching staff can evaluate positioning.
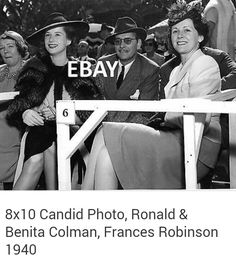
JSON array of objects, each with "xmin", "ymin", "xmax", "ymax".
[
  {"xmin": 48, "ymin": 44, "xmax": 58, "ymax": 49},
  {"xmin": 118, "ymin": 49, "xmax": 128, "ymax": 54},
  {"xmin": 177, "ymin": 41, "xmax": 187, "ymax": 46}
]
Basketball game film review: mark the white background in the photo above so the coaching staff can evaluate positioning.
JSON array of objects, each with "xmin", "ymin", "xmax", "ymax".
[{"xmin": 0, "ymin": 190, "xmax": 235, "ymax": 256}]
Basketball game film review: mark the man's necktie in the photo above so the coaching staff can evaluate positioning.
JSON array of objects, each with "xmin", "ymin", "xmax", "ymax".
[{"xmin": 116, "ymin": 65, "xmax": 125, "ymax": 89}]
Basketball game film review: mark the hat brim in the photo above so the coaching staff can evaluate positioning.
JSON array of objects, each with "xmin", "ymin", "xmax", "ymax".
[
  {"xmin": 105, "ymin": 27, "xmax": 147, "ymax": 44},
  {"xmin": 26, "ymin": 21, "xmax": 89, "ymax": 46}
]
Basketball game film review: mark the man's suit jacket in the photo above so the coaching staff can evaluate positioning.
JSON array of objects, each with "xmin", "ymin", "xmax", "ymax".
[
  {"xmin": 160, "ymin": 47, "xmax": 236, "ymax": 99},
  {"xmin": 98, "ymin": 53, "xmax": 160, "ymax": 123}
]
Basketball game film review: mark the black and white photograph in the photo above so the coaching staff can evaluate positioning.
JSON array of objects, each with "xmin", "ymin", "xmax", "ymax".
[{"xmin": 0, "ymin": 0, "xmax": 236, "ymax": 254}]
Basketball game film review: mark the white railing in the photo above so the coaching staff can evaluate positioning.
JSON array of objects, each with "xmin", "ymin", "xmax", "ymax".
[
  {"xmin": 0, "ymin": 92, "xmax": 19, "ymax": 102},
  {"xmin": 56, "ymin": 91, "xmax": 236, "ymax": 191}
]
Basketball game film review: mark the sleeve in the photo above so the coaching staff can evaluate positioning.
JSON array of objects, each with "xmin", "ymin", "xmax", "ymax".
[
  {"xmin": 159, "ymin": 66, "xmax": 169, "ymax": 99},
  {"xmin": 7, "ymin": 69, "xmax": 46, "ymax": 127},
  {"xmin": 218, "ymin": 51, "xmax": 236, "ymax": 90},
  {"xmin": 204, "ymin": 7, "xmax": 218, "ymax": 23}
]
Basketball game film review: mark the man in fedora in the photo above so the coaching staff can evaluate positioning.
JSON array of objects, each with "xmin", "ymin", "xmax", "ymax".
[{"xmin": 98, "ymin": 16, "xmax": 160, "ymax": 123}]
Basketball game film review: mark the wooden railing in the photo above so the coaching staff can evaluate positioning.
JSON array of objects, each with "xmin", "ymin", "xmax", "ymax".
[{"xmin": 56, "ymin": 90, "xmax": 236, "ymax": 190}]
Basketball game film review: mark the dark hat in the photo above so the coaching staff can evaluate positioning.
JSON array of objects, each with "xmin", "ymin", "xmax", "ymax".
[
  {"xmin": 168, "ymin": 0, "xmax": 203, "ymax": 27},
  {"xmin": 101, "ymin": 23, "xmax": 113, "ymax": 32},
  {"xmin": 26, "ymin": 12, "xmax": 89, "ymax": 46},
  {"xmin": 106, "ymin": 17, "xmax": 147, "ymax": 43}
]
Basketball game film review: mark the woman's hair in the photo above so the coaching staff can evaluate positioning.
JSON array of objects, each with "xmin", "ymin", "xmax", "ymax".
[
  {"xmin": 14, "ymin": 38, "xmax": 29, "ymax": 59},
  {"xmin": 167, "ymin": 0, "xmax": 209, "ymax": 56},
  {"xmin": 39, "ymin": 25, "xmax": 77, "ymax": 57}
]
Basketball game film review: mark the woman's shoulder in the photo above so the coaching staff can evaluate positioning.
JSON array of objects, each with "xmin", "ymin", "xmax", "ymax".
[
  {"xmin": 192, "ymin": 52, "xmax": 219, "ymax": 70},
  {"xmin": 21, "ymin": 55, "xmax": 48, "ymax": 74}
]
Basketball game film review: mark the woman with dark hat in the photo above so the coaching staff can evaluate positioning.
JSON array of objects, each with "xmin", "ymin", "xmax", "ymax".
[
  {"xmin": 0, "ymin": 31, "xmax": 29, "ymax": 189},
  {"xmin": 7, "ymin": 12, "xmax": 103, "ymax": 190},
  {"xmin": 82, "ymin": 0, "xmax": 221, "ymax": 190}
]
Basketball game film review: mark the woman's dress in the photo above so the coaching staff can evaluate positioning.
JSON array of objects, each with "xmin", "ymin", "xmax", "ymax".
[{"xmin": 0, "ymin": 64, "xmax": 21, "ymax": 182}]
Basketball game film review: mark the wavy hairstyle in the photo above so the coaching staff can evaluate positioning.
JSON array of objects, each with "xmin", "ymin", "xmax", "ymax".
[{"xmin": 167, "ymin": 0, "xmax": 209, "ymax": 56}]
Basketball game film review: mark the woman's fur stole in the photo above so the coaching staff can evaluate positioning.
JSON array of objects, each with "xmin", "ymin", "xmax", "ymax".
[{"xmin": 7, "ymin": 54, "xmax": 103, "ymax": 127}]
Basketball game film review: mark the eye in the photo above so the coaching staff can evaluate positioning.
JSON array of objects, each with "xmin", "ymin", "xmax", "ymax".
[{"xmin": 184, "ymin": 28, "xmax": 191, "ymax": 33}]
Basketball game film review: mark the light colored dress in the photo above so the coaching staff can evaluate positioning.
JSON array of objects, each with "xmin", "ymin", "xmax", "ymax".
[
  {"xmin": 0, "ymin": 64, "xmax": 21, "ymax": 182},
  {"xmin": 102, "ymin": 50, "xmax": 221, "ymax": 189}
]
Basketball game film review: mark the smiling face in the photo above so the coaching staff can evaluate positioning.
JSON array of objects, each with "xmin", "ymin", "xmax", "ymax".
[
  {"xmin": 44, "ymin": 26, "xmax": 71, "ymax": 56},
  {"xmin": 171, "ymin": 18, "xmax": 203, "ymax": 62},
  {"xmin": 114, "ymin": 32, "xmax": 141, "ymax": 65},
  {"xmin": 0, "ymin": 38, "xmax": 22, "ymax": 68}
]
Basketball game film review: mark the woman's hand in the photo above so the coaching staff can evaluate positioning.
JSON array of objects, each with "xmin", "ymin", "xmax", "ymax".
[
  {"xmin": 22, "ymin": 109, "xmax": 44, "ymax": 126},
  {"xmin": 40, "ymin": 106, "xmax": 56, "ymax": 121}
]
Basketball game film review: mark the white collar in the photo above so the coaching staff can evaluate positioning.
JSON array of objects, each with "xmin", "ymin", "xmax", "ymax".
[{"xmin": 118, "ymin": 59, "xmax": 135, "ymax": 78}]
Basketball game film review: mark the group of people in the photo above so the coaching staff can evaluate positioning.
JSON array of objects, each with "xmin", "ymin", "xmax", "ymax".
[{"xmin": 1, "ymin": 0, "xmax": 236, "ymax": 190}]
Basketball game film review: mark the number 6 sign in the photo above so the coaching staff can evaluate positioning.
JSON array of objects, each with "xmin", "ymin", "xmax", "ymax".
[{"xmin": 56, "ymin": 100, "xmax": 76, "ymax": 124}]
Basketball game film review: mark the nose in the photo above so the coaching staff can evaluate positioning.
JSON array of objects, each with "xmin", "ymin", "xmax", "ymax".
[
  {"xmin": 48, "ymin": 35, "xmax": 54, "ymax": 42},
  {"xmin": 3, "ymin": 47, "xmax": 8, "ymax": 54},
  {"xmin": 177, "ymin": 30, "xmax": 184, "ymax": 38},
  {"xmin": 119, "ymin": 40, "xmax": 126, "ymax": 48}
]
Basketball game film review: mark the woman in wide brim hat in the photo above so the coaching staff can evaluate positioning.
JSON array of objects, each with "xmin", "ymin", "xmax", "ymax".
[
  {"xmin": 27, "ymin": 12, "xmax": 89, "ymax": 46},
  {"xmin": 7, "ymin": 12, "xmax": 103, "ymax": 190},
  {"xmin": 105, "ymin": 16, "xmax": 147, "ymax": 43}
]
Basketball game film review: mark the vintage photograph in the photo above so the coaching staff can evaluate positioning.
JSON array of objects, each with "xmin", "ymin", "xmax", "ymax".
[{"xmin": 0, "ymin": 0, "xmax": 236, "ymax": 191}]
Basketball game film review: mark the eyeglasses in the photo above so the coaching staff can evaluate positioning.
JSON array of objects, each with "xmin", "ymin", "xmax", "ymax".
[
  {"xmin": 114, "ymin": 38, "xmax": 137, "ymax": 46},
  {"xmin": 144, "ymin": 42, "xmax": 153, "ymax": 46}
]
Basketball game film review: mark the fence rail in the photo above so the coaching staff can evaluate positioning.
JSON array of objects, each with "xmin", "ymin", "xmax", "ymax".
[{"xmin": 56, "ymin": 96, "xmax": 236, "ymax": 190}]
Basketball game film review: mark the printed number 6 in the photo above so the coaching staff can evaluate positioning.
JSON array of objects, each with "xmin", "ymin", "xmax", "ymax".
[{"xmin": 63, "ymin": 108, "xmax": 68, "ymax": 117}]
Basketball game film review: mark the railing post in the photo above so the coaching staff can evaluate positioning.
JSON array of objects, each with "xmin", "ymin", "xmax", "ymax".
[
  {"xmin": 56, "ymin": 101, "xmax": 76, "ymax": 190},
  {"xmin": 57, "ymin": 123, "xmax": 71, "ymax": 190},
  {"xmin": 229, "ymin": 111, "xmax": 236, "ymax": 189},
  {"xmin": 183, "ymin": 113, "xmax": 198, "ymax": 189}
]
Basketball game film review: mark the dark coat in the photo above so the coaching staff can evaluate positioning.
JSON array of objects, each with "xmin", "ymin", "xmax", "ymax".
[
  {"xmin": 7, "ymin": 54, "xmax": 103, "ymax": 127},
  {"xmin": 98, "ymin": 53, "xmax": 160, "ymax": 124}
]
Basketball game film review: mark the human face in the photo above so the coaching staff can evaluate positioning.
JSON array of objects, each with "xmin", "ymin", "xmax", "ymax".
[
  {"xmin": 171, "ymin": 18, "xmax": 203, "ymax": 62},
  {"xmin": 0, "ymin": 38, "xmax": 22, "ymax": 68},
  {"xmin": 77, "ymin": 42, "xmax": 88, "ymax": 56},
  {"xmin": 144, "ymin": 40, "xmax": 154, "ymax": 53},
  {"xmin": 44, "ymin": 26, "xmax": 71, "ymax": 56},
  {"xmin": 114, "ymin": 32, "xmax": 141, "ymax": 65}
]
